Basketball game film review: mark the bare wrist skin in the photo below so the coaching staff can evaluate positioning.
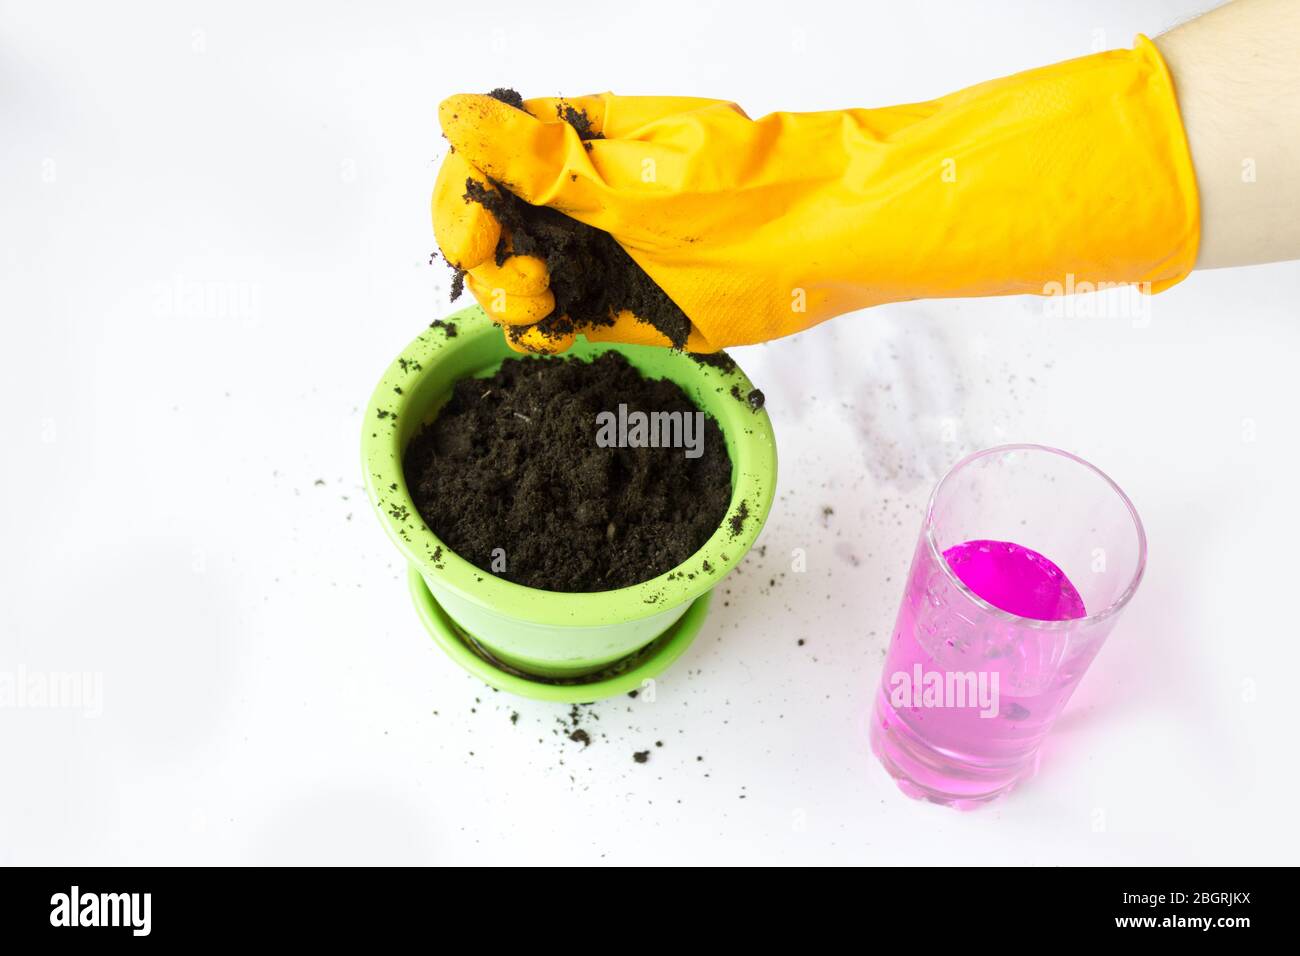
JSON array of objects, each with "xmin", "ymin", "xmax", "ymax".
[{"xmin": 1156, "ymin": 0, "xmax": 1300, "ymax": 269}]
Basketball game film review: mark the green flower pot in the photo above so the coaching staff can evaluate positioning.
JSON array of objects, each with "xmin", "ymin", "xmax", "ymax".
[{"xmin": 362, "ymin": 306, "xmax": 777, "ymax": 692}]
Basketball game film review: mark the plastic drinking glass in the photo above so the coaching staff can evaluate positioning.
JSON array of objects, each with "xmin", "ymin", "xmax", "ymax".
[{"xmin": 869, "ymin": 444, "xmax": 1147, "ymax": 808}]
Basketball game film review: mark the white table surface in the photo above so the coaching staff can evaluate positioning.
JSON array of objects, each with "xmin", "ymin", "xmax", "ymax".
[{"xmin": 3, "ymin": 0, "xmax": 1297, "ymax": 866}]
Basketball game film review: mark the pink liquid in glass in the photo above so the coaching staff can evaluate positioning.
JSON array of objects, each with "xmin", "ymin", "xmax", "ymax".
[
  {"xmin": 871, "ymin": 538, "xmax": 1097, "ymax": 807},
  {"xmin": 943, "ymin": 540, "xmax": 1086, "ymax": 622}
]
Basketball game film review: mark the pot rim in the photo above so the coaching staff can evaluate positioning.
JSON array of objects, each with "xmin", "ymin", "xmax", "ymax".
[{"xmin": 362, "ymin": 306, "xmax": 778, "ymax": 628}]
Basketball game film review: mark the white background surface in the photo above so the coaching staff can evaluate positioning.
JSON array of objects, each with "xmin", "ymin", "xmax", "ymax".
[{"xmin": 2, "ymin": 0, "xmax": 1297, "ymax": 865}]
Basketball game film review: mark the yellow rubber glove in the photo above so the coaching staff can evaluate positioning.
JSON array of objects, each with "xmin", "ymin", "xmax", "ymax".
[{"xmin": 434, "ymin": 36, "xmax": 1199, "ymax": 353}]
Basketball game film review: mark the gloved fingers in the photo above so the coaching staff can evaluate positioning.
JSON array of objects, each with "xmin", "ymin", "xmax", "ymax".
[
  {"xmin": 440, "ymin": 94, "xmax": 591, "ymax": 210},
  {"xmin": 522, "ymin": 94, "xmax": 744, "ymax": 139},
  {"xmin": 441, "ymin": 93, "xmax": 749, "ymax": 239},
  {"xmin": 682, "ymin": 325, "xmax": 720, "ymax": 353},
  {"xmin": 504, "ymin": 323, "xmax": 577, "ymax": 354},
  {"xmin": 492, "ymin": 309, "xmax": 717, "ymax": 354},
  {"xmin": 580, "ymin": 309, "xmax": 717, "ymax": 353},
  {"xmin": 520, "ymin": 95, "xmax": 609, "ymax": 137},
  {"xmin": 432, "ymin": 150, "xmax": 500, "ymax": 270},
  {"xmin": 465, "ymin": 275, "xmax": 556, "ymax": 326},
  {"xmin": 591, "ymin": 95, "xmax": 749, "ymax": 137},
  {"xmin": 579, "ymin": 310, "xmax": 676, "ymax": 348},
  {"xmin": 467, "ymin": 251, "xmax": 549, "ymax": 297}
]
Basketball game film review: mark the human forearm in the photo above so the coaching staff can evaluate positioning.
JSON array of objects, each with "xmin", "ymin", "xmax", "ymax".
[{"xmin": 1157, "ymin": 0, "xmax": 1300, "ymax": 268}]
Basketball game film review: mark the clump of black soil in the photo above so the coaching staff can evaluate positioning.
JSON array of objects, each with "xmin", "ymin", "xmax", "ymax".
[
  {"xmin": 403, "ymin": 352, "xmax": 733, "ymax": 592},
  {"xmin": 727, "ymin": 500, "xmax": 749, "ymax": 537},
  {"xmin": 728, "ymin": 383, "xmax": 765, "ymax": 411},
  {"xmin": 486, "ymin": 87, "xmax": 524, "ymax": 110},
  {"xmin": 557, "ymin": 101, "xmax": 603, "ymax": 142},
  {"xmin": 451, "ymin": 88, "xmax": 692, "ymax": 350},
  {"xmin": 689, "ymin": 351, "xmax": 737, "ymax": 374}
]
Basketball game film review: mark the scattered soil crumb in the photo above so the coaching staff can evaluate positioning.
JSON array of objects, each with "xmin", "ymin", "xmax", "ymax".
[
  {"xmin": 688, "ymin": 351, "xmax": 738, "ymax": 374},
  {"xmin": 727, "ymin": 500, "xmax": 750, "ymax": 538}
]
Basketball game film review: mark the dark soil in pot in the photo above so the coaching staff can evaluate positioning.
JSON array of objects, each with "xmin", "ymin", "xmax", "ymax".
[{"xmin": 403, "ymin": 351, "xmax": 733, "ymax": 592}]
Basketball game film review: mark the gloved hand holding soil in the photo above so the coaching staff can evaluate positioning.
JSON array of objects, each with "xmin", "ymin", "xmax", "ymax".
[{"xmin": 433, "ymin": 41, "xmax": 1204, "ymax": 354}]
